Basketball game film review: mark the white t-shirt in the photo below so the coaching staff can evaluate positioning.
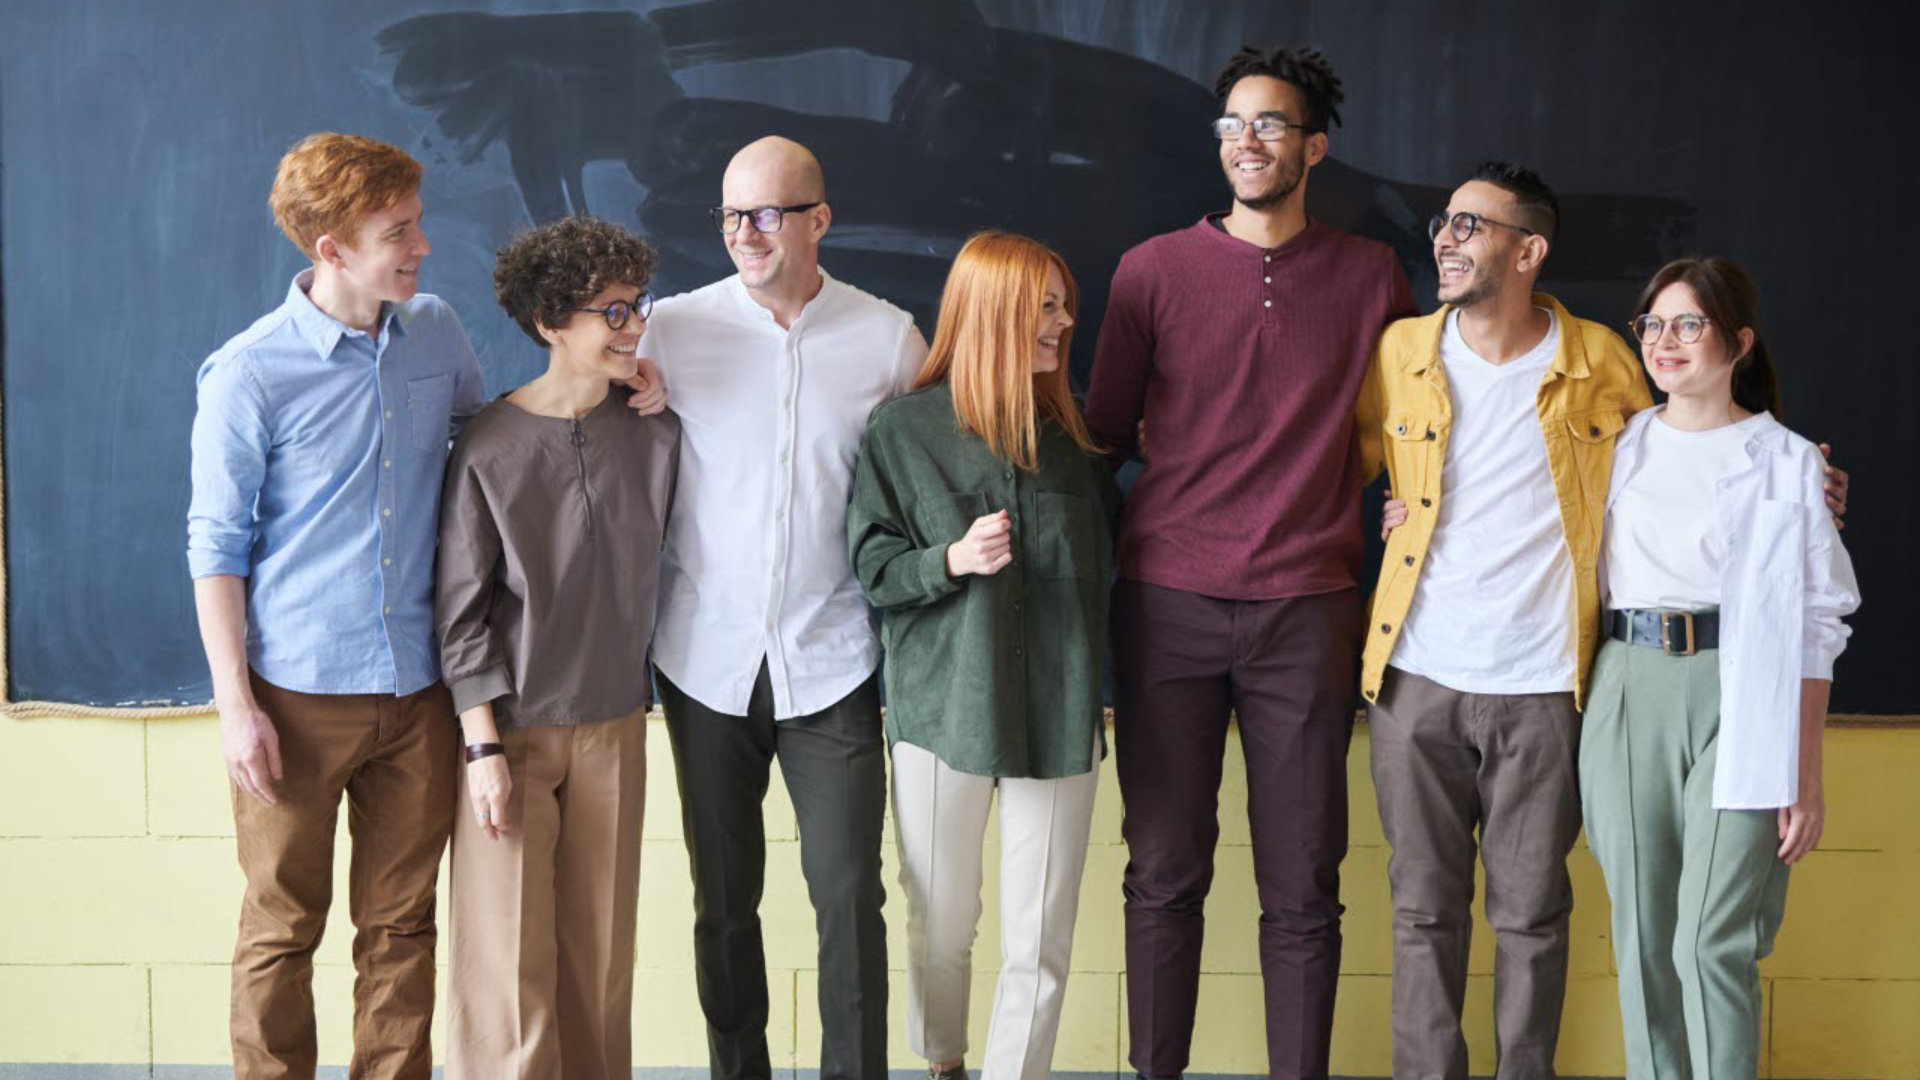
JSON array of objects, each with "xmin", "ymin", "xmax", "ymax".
[
  {"xmin": 1390, "ymin": 309, "xmax": 1575, "ymax": 694},
  {"xmin": 1604, "ymin": 409, "xmax": 1768, "ymax": 611}
]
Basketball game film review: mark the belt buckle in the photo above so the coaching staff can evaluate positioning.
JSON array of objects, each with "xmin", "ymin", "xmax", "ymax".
[{"xmin": 1660, "ymin": 611, "xmax": 1696, "ymax": 657}]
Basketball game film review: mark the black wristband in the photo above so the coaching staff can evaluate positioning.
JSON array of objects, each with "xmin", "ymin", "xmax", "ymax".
[{"xmin": 465, "ymin": 742, "xmax": 505, "ymax": 764}]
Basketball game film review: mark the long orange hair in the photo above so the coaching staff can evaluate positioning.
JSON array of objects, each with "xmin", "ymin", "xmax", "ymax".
[{"xmin": 912, "ymin": 231, "xmax": 1100, "ymax": 470}]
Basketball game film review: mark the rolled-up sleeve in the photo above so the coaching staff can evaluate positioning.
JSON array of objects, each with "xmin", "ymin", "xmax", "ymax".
[
  {"xmin": 1798, "ymin": 449, "xmax": 1860, "ymax": 679},
  {"xmin": 186, "ymin": 357, "xmax": 269, "ymax": 579},
  {"xmin": 435, "ymin": 449, "xmax": 511, "ymax": 713}
]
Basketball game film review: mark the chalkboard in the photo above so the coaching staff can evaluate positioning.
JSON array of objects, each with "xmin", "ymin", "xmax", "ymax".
[{"xmin": 3, "ymin": 0, "xmax": 1912, "ymax": 713}]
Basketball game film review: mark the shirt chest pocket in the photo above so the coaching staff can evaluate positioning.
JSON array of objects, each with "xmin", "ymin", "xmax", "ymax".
[
  {"xmin": 1033, "ymin": 491, "xmax": 1097, "ymax": 581},
  {"xmin": 407, "ymin": 374, "xmax": 454, "ymax": 453}
]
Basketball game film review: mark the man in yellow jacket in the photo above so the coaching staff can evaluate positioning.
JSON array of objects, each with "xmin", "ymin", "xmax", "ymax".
[{"xmin": 1354, "ymin": 162, "xmax": 1646, "ymax": 1080}]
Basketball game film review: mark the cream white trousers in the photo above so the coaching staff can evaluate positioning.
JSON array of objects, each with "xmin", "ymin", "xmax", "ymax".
[{"xmin": 889, "ymin": 738, "xmax": 1100, "ymax": 1080}]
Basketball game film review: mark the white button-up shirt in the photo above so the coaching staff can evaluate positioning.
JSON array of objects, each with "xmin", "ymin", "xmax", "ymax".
[
  {"xmin": 1606, "ymin": 408, "xmax": 1860, "ymax": 809},
  {"xmin": 645, "ymin": 269, "xmax": 927, "ymax": 718}
]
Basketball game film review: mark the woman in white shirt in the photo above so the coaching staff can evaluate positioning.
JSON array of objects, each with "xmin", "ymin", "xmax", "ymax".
[{"xmin": 1581, "ymin": 256, "xmax": 1859, "ymax": 1080}]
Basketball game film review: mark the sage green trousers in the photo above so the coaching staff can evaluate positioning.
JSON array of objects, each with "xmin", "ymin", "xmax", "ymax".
[{"xmin": 1579, "ymin": 638, "xmax": 1790, "ymax": 1080}]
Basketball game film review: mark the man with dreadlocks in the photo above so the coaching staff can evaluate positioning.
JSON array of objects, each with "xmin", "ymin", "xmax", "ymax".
[{"xmin": 1084, "ymin": 46, "xmax": 1415, "ymax": 1080}]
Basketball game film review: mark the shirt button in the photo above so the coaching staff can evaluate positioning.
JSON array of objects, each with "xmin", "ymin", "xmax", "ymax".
[
  {"xmin": 775, "ymin": 509, "xmax": 785, "ymax": 521},
  {"xmin": 1263, "ymin": 300, "xmax": 1272, "ymax": 308},
  {"xmin": 1590, "ymin": 424, "xmax": 1602, "ymax": 437},
  {"xmin": 766, "ymin": 619, "xmax": 776, "ymax": 632},
  {"xmin": 1379, "ymin": 623, "xmax": 1392, "ymax": 634},
  {"xmin": 1264, "ymin": 276, "xmax": 1272, "ymax": 284},
  {"xmin": 385, "ymin": 410, "xmax": 394, "ymax": 420},
  {"xmin": 382, "ymin": 508, "xmax": 393, "ymax": 517},
  {"xmin": 1264, "ymin": 255, "xmax": 1272, "ymax": 263},
  {"xmin": 383, "ymin": 558, "xmax": 393, "ymax": 567},
  {"xmin": 780, "ymin": 450, "xmax": 790, "ymax": 463},
  {"xmin": 383, "ymin": 459, "xmax": 392, "ymax": 469},
  {"xmin": 1003, "ymin": 470, "xmax": 1014, "ymax": 481},
  {"xmin": 1425, "ymin": 431, "xmax": 1436, "ymax": 441},
  {"xmin": 383, "ymin": 606, "xmax": 392, "ymax": 615},
  {"xmin": 1403, "ymin": 555, "xmax": 1415, "ymax": 566},
  {"xmin": 1420, "ymin": 497, "xmax": 1432, "ymax": 507},
  {"xmin": 1395, "ymin": 424, "xmax": 1406, "ymax": 435}
]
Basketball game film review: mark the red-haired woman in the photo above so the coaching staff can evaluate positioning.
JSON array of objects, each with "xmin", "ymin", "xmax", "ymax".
[
  {"xmin": 849, "ymin": 231, "xmax": 1119, "ymax": 1080},
  {"xmin": 1582, "ymin": 256, "xmax": 1860, "ymax": 1080}
]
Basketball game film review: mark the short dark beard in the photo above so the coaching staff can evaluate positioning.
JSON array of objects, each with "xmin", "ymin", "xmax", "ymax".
[{"xmin": 1236, "ymin": 175, "xmax": 1301, "ymax": 211}]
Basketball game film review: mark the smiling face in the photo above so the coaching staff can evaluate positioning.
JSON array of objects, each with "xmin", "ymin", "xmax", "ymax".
[
  {"xmin": 1434, "ymin": 180, "xmax": 1532, "ymax": 310},
  {"xmin": 542, "ymin": 282, "xmax": 646, "ymax": 381},
  {"xmin": 719, "ymin": 141, "xmax": 827, "ymax": 294},
  {"xmin": 1031, "ymin": 262, "xmax": 1074, "ymax": 375},
  {"xmin": 1640, "ymin": 281, "xmax": 1744, "ymax": 400},
  {"xmin": 1217, "ymin": 75, "xmax": 1321, "ymax": 211},
  {"xmin": 328, "ymin": 191, "xmax": 430, "ymax": 306}
]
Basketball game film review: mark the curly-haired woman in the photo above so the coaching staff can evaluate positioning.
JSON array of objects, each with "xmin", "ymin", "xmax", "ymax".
[{"xmin": 435, "ymin": 216, "xmax": 679, "ymax": 1079}]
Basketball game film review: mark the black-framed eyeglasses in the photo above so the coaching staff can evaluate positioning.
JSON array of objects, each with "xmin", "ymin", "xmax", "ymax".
[
  {"xmin": 1428, "ymin": 211, "xmax": 1536, "ymax": 244},
  {"xmin": 1631, "ymin": 313, "xmax": 1713, "ymax": 345},
  {"xmin": 575, "ymin": 292, "xmax": 654, "ymax": 331},
  {"xmin": 1211, "ymin": 115, "xmax": 1322, "ymax": 142},
  {"xmin": 710, "ymin": 202, "xmax": 823, "ymax": 235}
]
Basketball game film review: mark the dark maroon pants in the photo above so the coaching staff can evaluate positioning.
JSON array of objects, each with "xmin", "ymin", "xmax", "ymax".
[{"xmin": 1113, "ymin": 581, "xmax": 1362, "ymax": 1080}]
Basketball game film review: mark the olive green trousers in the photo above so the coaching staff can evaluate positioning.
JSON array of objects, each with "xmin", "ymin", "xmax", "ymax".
[{"xmin": 1579, "ymin": 638, "xmax": 1791, "ymax": 1080}]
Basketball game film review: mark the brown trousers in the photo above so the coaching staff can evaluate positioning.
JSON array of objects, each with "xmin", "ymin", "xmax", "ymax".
[
  {"xmin": 447, "ymin": 710, "xmax": 647, "ymax": 1080},
  {"xmin": 1367, "ymin": 667, "xmax": 1584, "ymax": 1080},
  {"xmin": 231, "ymin": 673, "xmax": 457, "ymax": 1080}
]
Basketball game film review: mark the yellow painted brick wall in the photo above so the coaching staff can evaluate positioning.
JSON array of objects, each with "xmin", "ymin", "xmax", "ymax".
[{"xmin": 2, "ymin": 711, "xmax": 1915, "ymax": 1077}]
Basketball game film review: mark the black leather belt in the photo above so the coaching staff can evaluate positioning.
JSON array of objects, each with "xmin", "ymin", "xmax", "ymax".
[{"xmin": 1608, "ymin": 608, "xmax": 1719, "ymax": 656}]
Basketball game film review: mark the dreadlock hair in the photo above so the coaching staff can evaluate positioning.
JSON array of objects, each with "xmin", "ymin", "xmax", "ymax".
[{"xmin": 1212, "ymin": 45, "xmax": 1345, "ymax": 132}]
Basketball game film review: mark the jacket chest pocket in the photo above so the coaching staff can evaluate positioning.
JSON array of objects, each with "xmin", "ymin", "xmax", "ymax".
[
  {"xmin": 407, "ymin": 374, "xmax": 454, "ymax": 453},
  {"xmin": 1564, "ymin": 409, "xmax": 1626, "ymax": 501},
  {"xmin": 1033, "ymin": 491, "xmax": 1097, "ymax": 581},
  {"xmin": 1385, "ymin": 410, "xmax": 1445, "ymax": 497}
]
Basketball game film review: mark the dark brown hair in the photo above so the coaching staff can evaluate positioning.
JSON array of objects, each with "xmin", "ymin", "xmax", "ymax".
[
  {"xmin": 1633, "ymin": 256, "xmax": 1782, "ymax": 418},
  {"xmin": 493, "ymin": 217, "xmax": 656, "ymax": 347}
]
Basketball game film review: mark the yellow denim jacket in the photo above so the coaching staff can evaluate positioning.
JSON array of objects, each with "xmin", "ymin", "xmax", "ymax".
[{"xmin": 1356, "ymin": 293, "xmax": 1653, "ymax": 710}]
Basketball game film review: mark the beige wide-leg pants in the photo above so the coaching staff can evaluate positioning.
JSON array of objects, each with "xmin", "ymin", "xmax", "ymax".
[
  {"xmin": 890, "ymin": 738, "xmax": 1100, "ymax": 1080},
  {"xmin": 447, "ymin": 709, "xmax": 647, "ymax": 1080}
]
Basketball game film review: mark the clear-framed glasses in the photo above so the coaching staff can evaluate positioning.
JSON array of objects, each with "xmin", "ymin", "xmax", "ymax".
[
  {"xmin": 1211, "ymin": 115, "xmax": 1321, "ymax": 142},
  {"xmin": 1428, "ymin": 211, "xmax": 1537, "ymax": 244},
  {"xmin": 709, "ymin": 202, "xmax": 823, "ymax": 235},
  {"xmin": 575, "ymin": 292, "xmax": 654, "ymax": 331},
  {"xmin": 1631, "ymin": 313, "xmax": 1712, "ymax": 345}
]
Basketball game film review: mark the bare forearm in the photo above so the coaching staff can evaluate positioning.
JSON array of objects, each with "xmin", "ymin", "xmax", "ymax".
[
  {"xmin": 1799, "ymin": 678, "xmax": 1831, "ymax": 793},
  {"xmin": 459, "ymin": 702, "xmax": 501, "ymax": 747},
  {"xmin": 193, "ymin": 576, "xmax": 256, "ymax": 705}
]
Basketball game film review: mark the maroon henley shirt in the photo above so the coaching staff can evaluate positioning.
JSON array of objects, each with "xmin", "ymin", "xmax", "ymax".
[{"xmin": 1084, "ymin": 215, "xmax": 1415, "ymax": 600}]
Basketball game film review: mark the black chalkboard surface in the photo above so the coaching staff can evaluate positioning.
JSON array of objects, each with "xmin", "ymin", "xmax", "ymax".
[{"xmin": 3, "ymin": 0, "xmax": 1912, "ymax": 712}]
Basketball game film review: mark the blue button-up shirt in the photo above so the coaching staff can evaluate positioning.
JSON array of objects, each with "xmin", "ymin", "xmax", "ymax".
[{"xmin": 187, "ymin": 271, "xmax": 487, "ymax": 695}]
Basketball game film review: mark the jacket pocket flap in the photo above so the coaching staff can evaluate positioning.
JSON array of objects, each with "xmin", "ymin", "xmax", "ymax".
[
  {"xmin": 1385, "ymin": 411, "xmax": 1440, "ymax": 440},
  {"xmin": 1567, "ymin": 409, "xmax": 1626, "ymax": 442}
]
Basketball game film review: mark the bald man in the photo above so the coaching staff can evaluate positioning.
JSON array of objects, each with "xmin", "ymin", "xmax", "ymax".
[{"xmin": 636, "ymin": 137, "xmax": 928, "ymax": 1080}]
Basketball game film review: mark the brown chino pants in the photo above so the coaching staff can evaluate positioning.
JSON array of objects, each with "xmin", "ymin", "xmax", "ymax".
[
  {"xmin": 447, "ymin": 709, "xmax": 647, "ymax": 1080},
  {"xmin": 1367, "ymin": 667, "xmax": 1584, "ymax": 1080},
  {"xmin": 230, "ymin": 673, "xmax": 457, "ymax": 1080},
  {"xmin": 1112, "ymin": 581, "xmax": 1363, "ymax": 1080}
]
